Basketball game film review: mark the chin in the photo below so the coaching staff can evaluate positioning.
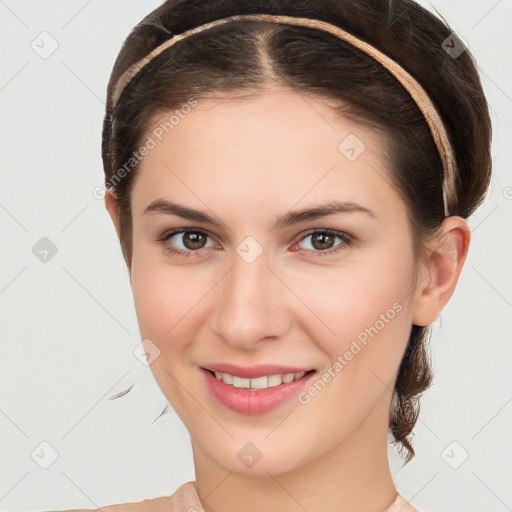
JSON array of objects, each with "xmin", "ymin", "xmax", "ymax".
[{"xmin": 200, "ymin": 436, "xmax": 312, "ymax": 477}]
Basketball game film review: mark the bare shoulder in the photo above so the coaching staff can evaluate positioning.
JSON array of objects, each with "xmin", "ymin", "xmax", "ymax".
[{"xmin": 45, "ymin": 495, "xmax": 173, "ymax": 512}]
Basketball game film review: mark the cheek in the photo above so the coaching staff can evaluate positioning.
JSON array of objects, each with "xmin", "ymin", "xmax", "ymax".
[
  {"xmin": 131, "ymin": 262, "xmax": 205, "ymax": 341},
  {"xmin": 129, "ymin": 252, "xmax": 210, "ymax": 412},
  {"xmin": 293, "ymin": 250, "xmax": 415, "ymax": 375},
  {"xmin": 323, "ymin": 255, "xmax": 411, "ymax": 316},
  {"xmin": 288, "ymin": 256, "xmax": 415, "ymax": 444},
  {"xmin": 130, "ymin": 241, "xmax": 191, "ymax": 340},
  {"xmin": 130, "ymin": 244, "xmax": 225, "ymax": 363}
]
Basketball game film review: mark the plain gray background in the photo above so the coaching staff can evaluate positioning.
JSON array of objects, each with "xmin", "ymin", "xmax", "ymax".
[{"xmin": 0, "ymin": 0, "xmax": 511, "ymax": 511}]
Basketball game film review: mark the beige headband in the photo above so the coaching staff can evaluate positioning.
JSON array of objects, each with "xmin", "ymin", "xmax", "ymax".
[{"xmin": 112, "ymin": 13, "xmax": 457, "ymax": 217}]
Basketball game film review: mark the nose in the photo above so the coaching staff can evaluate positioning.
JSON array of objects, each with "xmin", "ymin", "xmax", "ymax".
[{"xmin": 210, "ymin": 246, "xmax": 292, "ymax": 350}]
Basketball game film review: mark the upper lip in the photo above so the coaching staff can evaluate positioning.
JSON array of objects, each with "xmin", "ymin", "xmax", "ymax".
[{"xmin": 202, "ymin": 363, "xmax": 315, "ymax": 379}]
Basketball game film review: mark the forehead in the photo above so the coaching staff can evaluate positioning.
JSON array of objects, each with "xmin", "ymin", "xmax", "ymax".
[{"xmin": 131, "ymin": 86, "xmax": 398, "ymax": 218}]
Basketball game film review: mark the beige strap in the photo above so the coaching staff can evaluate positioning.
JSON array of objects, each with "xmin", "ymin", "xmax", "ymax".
[{"xmin": 112, "ymin": 13, "xmax": 456, "ymax": 217}]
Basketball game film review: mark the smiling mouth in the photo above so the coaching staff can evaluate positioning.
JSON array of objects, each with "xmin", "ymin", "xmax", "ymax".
[{"xmin": 204, "ymin": 368, "xmax": 316, "ymax": 390}]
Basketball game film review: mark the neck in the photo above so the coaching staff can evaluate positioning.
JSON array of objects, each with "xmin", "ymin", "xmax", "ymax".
[{"xmin": 192, "ymin": 393, "xmax": 398, "ymax": 512}]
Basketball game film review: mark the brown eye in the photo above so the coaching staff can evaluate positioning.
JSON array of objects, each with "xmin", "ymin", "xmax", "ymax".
[
  {"xmin": 310, "ymin": 232, "xmax": 336, "ymax": 250},
  {"xmin": 160, "ymin": 229, "xmax": 216, "ymax": 256},
  {"xmin": 180, "ymin": 231, "xmax": 207, "ymax": 250},
  {"xmin": 295, "ymin": 229, "xmax": 351, "ymax": 257}
]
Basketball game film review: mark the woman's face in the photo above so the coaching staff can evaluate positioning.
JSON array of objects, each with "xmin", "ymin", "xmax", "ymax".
[{"xmin": 125, "ymin": 86, "xmax": 425, "ymax": 475}]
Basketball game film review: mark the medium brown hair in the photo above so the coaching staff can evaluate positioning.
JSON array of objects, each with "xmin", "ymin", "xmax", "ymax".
[{"xmin": 102, "ymin": 0, "xmax": 492, "ymax": 462}]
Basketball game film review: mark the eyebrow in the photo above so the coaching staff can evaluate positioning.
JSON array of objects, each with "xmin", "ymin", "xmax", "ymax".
[{"xmin": 143, "ymin": 198, "xmax": 376, "ymax": 230}]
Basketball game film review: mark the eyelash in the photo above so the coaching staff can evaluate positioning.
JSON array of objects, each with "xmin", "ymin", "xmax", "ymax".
[{"xmin": 158, "ymin": 228, "xmax": 352, "ymax": 258}]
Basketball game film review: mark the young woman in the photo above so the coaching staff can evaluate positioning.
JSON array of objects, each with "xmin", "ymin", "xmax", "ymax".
[{"xmin": 80, "ymin": 0, "xmax": 491, "ymax": 510}]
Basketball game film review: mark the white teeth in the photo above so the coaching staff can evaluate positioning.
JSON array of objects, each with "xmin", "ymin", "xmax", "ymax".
[
  {"xmin": 267, "ymin": 374, "xmax": 282, "ymax": 387},
  {"xmin": 282, "ymin": 373, "xmax": 295, "ymax": 384},
  {"xmin": 233, "ymin": 376, "xmax": 251, "ymax": 388},
  {"xmin": 211, "ymin": 370, "xmax": 309, "ymax": 389},
  {"xmin": 250, "ymin": 376, "xmax": 268, "ymax": 389}
]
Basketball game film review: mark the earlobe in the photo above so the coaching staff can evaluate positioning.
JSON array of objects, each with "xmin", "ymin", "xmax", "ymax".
[
  {"xmin": 412, "ymin": 217, "xmax": 471, "ymax": 327},
  {"xmin": 104, "ymin": 187, "xmax": 121, "ymax": 238}
]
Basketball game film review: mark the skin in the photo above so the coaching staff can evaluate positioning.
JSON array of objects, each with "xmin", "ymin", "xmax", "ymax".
[{"xmin": 102, "ymin": 85, "xmax": 470, "ymax": 512}]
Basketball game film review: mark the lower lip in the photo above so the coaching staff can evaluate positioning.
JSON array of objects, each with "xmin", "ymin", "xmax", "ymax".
[{"xmin": 201, "ymin": 368, "xmax": 317, "ymax": 415}]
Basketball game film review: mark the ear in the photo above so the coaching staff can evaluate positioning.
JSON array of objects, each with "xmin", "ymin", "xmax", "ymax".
[
  {"xmin": 104, "ymin": 187, "xmax": 133, "ymax": 280},
  {"xmin": 412, "ymin": 216, "xmax": 471, "ymax": 326},
  {"xmin": 104, "ymin": 187, "xmax": 121, "ymax": 238}
]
